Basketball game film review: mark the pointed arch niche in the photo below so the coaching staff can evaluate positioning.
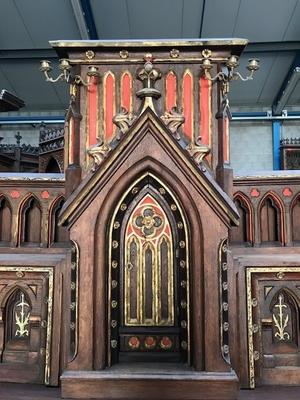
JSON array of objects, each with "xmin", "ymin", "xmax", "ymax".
[
  {"xmin": 231, "ymin": 193, "xmax": 253, "ymax": 245},
  {"xmin": 19, "ymin": 195, "xmax": 42, "ymax": 246},
  {"xmin": 259, "ymin": 193, "xmax": 284, "ymax": 245},
  {"xmin": 291, "ymin": 194, "xmax": 300, "ymax": 243},
  {"xmin": 0, "ymin": 195, "xmax": 12, "ymax": 244},
  {"xmin": 49, "ymin": 196, "xmax": 69, "ymax": 246},
  {"xmin": 2, "ymin": 288, "xmax": 32, "ymax": 359}
]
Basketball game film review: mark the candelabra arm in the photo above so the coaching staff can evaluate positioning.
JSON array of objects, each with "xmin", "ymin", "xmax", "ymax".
[
  {"xmin": 43, "ymin": 70, "xmax": 64, "ymax": 83},
  {"xmin": 204, "ymin": 69, "xmax": 226, "ymax": 83},
  {"xmin": 233, "ymin": 70, "xmax": 255, "ymax": 82}
]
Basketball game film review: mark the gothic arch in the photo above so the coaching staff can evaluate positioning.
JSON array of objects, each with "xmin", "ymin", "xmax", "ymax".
[
  {"xmin": 3, "ymin": 287, "xmax": 32, "ymax": 347},
  {"xmin": 258, "ymin": 192, "xmax": 285, "ymax": 245},
  {"xmin": 45, "ymin": 157, "xmax": 61, "ymax": 173},
  {"xmin": 291, "ymin": 192, "xmax": 300, "ymax": 242},
  {"xmin": 93, "ymin": 157, "xmax": 204, "ymax": 371},
  {"xmin": 0, "ymin": 194, "xmax": 12, "ymax": 243},
  {"xmin": 18, "ymin": 194, "xmax": 42, "ymax": 246},
  {"xmin": 1, "ymin": 283, "xmax": 35, "ymax": 310},
  {"xmin": 48, "ymin": 195, "xmax": 68, "ymax": 246},
  {"xmin": 231, "ymin": 192, "xmax": 253, "ymax": 245}
]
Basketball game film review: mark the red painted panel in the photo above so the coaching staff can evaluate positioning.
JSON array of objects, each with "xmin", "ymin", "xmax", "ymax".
[
  {"xmin": 121, "ymin": 72, "xmax": 132, "ymax": 112},
  {"xmin": 68, "ymin": 116, "xmax": 75, "ymax": 165},
  {"xmin": 165, "ymin": 71, "xmax": 177, "ymax": 111},
  {"xmin": 88, "ymin": 76, "xmax": 98, "ymax": 146},
  {"xmin": 199, "ymin": 77, "xmax": 211, "ymax": 147},
  {"xmin": 182, "ymin": 71, "xmax": 193, "ymax": 141},
  {"xmin": 223, "ymin": 116, "xmax": 230, "ymax": 164},
  {"xmin": 104, "ymin": 72, "xmax": 115, "ymax": 142}
]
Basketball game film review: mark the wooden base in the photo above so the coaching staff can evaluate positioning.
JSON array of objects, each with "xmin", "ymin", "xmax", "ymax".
[
  {"xmin": 262, "ymin": 367, "xmax": 300, "ymax": 385},
  {"xmin": 61, "ymin": 367, "xmax": 238, "ymax": 400}
]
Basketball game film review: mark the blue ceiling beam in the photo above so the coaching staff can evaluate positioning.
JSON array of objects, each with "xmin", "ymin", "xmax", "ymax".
[
  {"xmin": 79, "ymin": 0, "xmax": 98, "ymax": 40},
  {"xmin": 272, "ymin": 53, "xmax": 300, "ymax": 116}
]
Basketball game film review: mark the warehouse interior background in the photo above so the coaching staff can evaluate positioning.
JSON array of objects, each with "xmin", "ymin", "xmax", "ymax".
[{"xmin": 1, "ymin": 0, "xmax": 300, "ymax": 174}]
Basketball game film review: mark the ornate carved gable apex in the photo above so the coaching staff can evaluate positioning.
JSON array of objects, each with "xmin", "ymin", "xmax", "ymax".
[{"xmin": 59, "ymin": 108, "xmax": 239, "ymax": 228}]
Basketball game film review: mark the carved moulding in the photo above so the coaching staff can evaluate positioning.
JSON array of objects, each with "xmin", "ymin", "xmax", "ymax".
[
  {"xmin": 186, "ymin": 142, "xmax": 211, "ymax": 165},
  {"xmin": 161, "ymin": 107, "xmax": 185, "ymax": 140},
  {"xmin": 87, "ymin": 141, "xmax": 111, "ymax": 170},
  {"xmin": 219, "ymin": 238, "xmax": 230, "ymax": 364},
  {"xmin": 0, "ymin": 266, "xmax": 54, "ymax": 385},
  {"xmin": 69, "ymin": 241, "xmax": 79, "ymax": 362},
  {"xmin": 246, "ymin": 266, "xmax": 300, "ymax": 389},
  {"xmin": 112, "ymin": 107, "xmax": 136, "ymax": 138}
]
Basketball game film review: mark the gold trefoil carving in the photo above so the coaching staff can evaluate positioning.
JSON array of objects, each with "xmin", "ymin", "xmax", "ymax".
[
  {"xmin": 272, "ymin": 294, "xmax": 290, "ymax": 341},
  {"xmin": 15, "ymin": 293, "xmax": 30, "ymax": 337}
]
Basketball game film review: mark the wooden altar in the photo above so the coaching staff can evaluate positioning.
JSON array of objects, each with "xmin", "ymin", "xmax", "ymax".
[{"xmin": 0, "ymin": 39, "xmax": 300, "ymax": 400}]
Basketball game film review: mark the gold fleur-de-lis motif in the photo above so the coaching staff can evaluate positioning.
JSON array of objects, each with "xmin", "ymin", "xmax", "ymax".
[
  {"xmin": 273, "ymin": 294, "xmax": 290, "ymax": 341},
  {"xmin": 15, "ymin": 293, "xmax": 30, "ymax": 338}
]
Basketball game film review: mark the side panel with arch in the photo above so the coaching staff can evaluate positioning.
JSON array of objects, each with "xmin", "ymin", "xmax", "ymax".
[
  {"xmin": 246, "ymin": 268, "xmax": 300, "ymax": 387},
  {"xmin": 0, "ymin": 266, "xmax": 54, "ymax": 384}
]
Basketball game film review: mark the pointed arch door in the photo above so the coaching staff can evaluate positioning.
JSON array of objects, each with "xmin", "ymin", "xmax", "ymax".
[{"xmin": 109, "ymin": 175, "xmax": 190, "ymax": 365}]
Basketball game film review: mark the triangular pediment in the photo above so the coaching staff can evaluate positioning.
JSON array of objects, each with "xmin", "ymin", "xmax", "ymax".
[{"xmin": 59, "ymin": 108, "xmax": 239, "ymax": 227}]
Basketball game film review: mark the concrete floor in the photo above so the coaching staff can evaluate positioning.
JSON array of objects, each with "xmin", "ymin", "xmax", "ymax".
[{"xmin": 0, "ymin": 383, "xmax": 300, "ymax": 400}]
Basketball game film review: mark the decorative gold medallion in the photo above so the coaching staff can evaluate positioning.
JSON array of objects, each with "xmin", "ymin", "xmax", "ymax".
[
  {"xmin": 111, "ymin": 320, "xmax": 117, "ymax": 328},
  {"xmin": 85, "ymin": 50, "xmax": 95, "ymax": 60},
  {"xmin": 181, "ymin": 340, "xmax": 188, "ymax": 350},
  {"xmin": 113, "ymin": 221, "xmax": 120, "ymax": 229},
  {"xmin": 111, "ymin": 340, "xmax": 118, "ymax": 348},
  {"xmin": 119, "ymin": 50, "xmax": 129, "ymax": 59},
  {"xmin": 170, "ymin": 48, "xmax": 180, "ymax": 58},
  {"xmin": 111, "ymin": 280, "xmax": 118, "ymax": 289},
  {"xmin": 112, "ymin": 260, "xmax": 118, "ymax": 268},
  {"xmin": 112, "ymin": 240, "xmax": 119, "ymax": 249}
]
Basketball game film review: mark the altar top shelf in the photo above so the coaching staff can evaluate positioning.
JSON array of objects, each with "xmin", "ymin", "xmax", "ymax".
[{"xmin": 50, "ymin": 38, "xmax": 248, "ymax": 58}]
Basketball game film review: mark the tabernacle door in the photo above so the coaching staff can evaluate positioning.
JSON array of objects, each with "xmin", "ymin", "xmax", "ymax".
[{"xmin": 109, "ymin": 175, "xmax": 190, "ymax": 365}]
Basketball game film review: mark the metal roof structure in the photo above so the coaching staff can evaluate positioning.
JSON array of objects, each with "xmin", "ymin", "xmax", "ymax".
[{"xmin": 0, "ymin": 0, "xmax": 300, "ymax": 115}]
